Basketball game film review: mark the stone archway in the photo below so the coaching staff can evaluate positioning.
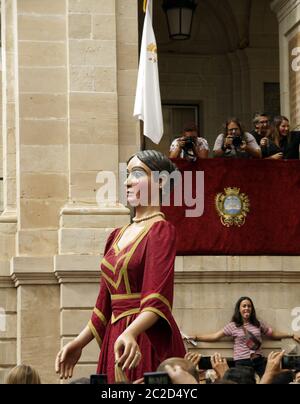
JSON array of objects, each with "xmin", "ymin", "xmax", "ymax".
[{"xmin": 143, "ymin": 0, "xmax": 279, "ymax": 154}]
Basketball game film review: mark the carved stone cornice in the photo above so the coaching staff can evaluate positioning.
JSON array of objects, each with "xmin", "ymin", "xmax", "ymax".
[
  {"xmin": 0, "ymin": 276, "xmax": 15, "ymax": 287},
  {"xmin": 271, "ymin": 0, "xmax": 300, "ymax": 23},
  {"xmin": 60, "ymin": 204, "xmax": 130, "ymax": 216},
  {"xmin": 54, "ymin": 270, "xmax": 100, "ymax": 284},
  {"xmin": 10, "ymin": 257, "xmax": 56, "ymax": 287},
  {"xmin": 0, "ymin": 261, "xmax": 15, "ymax": 287},
  {"xmin": 54, "ymin": 254, "xmax": 101, "ymax": 284},
  {"xmin": 0, "ymin": 209, "xmax": 17, "ymax": 224},
  {"xmin": 8, "ymin": 254, "xmax": 300, "ymax": 286},
  {"xmin": 175, "ymin": 270, "xmax": 300, "ymax": 284}
]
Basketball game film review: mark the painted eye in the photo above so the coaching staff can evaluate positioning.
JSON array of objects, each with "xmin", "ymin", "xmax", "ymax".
[{"xmin": 131, "ymin": 171, "xmax": 145, "ymax": 179}]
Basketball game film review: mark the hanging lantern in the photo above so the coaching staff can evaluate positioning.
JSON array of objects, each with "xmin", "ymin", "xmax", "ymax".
[{"xmin": 162, "ymin": 0, "xmax": 197, "ymax": 40}]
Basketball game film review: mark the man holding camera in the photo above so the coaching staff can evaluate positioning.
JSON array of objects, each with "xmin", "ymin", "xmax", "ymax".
[
  {"xmin": 213, "ymin": 118, "xmax": 261, "ymax": 159},
  {"xmin": 169, "ymin": 124, "xmax": 209, "ymax": 161}
]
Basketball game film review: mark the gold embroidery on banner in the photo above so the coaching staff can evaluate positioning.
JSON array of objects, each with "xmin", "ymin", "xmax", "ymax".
[
  {"xmin": 93, "ymin": 308, "xmax": 107, "ymax": 326},
  {"xmin": 88, "ymin": 320, "xmax": 102, "ymax": 347},
  {"xmin": 140, "ymin": 307, "xmax": 171, "ymax": 328},
  {"xmin": 215, "ymin": 187, "xmax": 250, "ymax": 227},
  {"xmin": 141, "ymin": 293, "xmax": 172, "ymax": 312}
]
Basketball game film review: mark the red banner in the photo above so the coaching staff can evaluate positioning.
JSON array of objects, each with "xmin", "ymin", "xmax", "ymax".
[{"xmin": 162, "ymin": 159, "xmax": 300, "ymax": 255}]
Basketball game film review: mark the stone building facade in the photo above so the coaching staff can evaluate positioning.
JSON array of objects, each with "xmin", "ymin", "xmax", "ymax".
[{"xmin": 0, "ymin": 0, "xmax": 299, "ymax": 383}]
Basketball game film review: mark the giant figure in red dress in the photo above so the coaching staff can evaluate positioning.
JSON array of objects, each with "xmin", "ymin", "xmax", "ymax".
[
  {"xmin": 55, "ymin": 150, "xmax": 186, "ymax": 383},
  {"xmin": 89, "ymin": 220, "xmax": 186, "ymax": 382}
]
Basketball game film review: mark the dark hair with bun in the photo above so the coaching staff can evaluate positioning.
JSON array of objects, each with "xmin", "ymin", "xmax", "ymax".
[
  {"xmin": 127, "ymin": 150, "xmax": 178, "ymax": 198},
  {"xmin": 127, "ymin": 150, "xmax": 177, "ymax": 174}
]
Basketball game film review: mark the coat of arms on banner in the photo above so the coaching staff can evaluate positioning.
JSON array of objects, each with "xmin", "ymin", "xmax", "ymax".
[{"xmin": 215, "ymin": 188, "xmax": 250, "ymax": 227}]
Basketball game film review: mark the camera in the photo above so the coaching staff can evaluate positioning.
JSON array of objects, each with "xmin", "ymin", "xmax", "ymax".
[
  {"xmin": 282, "ymin": 356, "xmax": 300, "ymax": 370},
  {"xmin": 183, "ymin": 136, "xmax": 196, "ymax": 151},
  {"xmin": 198, "ymin": 356, "xmax": 235, "ymax": 370},
  {"xmin": 144, "ymin": 371, "xmax": 171, "ymax": 384},
  {"xmin": 232, "ymin": 136, "xmax": 243, "ymax": 148},
  {"xmin": 90, "ymin": 374, "xmax": 108, "ymax": 384}
]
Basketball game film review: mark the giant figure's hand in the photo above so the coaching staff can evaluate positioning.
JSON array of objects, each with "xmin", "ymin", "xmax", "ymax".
[
  {"xmin": 55, "ymin": 341, "xmax": 82, "ymax": 380},
  {"xmin": 114, "ymin": 331, "xmax": 142, "ymax": 372}
]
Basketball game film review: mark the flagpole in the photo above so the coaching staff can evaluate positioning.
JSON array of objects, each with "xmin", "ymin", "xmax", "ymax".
[{"xmin": 143, "ymin": 0, "xmax": 147, "ymax": 13}]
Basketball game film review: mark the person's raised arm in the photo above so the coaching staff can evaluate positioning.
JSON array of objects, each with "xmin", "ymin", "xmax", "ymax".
[
  {"xmin": 260, "ymin": 351, "xmax": 285, "ymax": 384},
  {"xmin": 169, "ymin": 139, "xmax": 184, "ymax": 159},
  {"xmin": 244, "ymin": 144, "xmax": 262, "ymax": 159},
  {"xmin": 194, "ymin": 145, "xmax": 209, "ymax": 159},
  {"xmin": 213, "ymin": 135, "xmax": 231, "ymax": 158},
  {"xmin": 241, "ymin": 134, "xmax": 262, "ymax": 159},
  {"xmin": 192, "ymin": 329, "xmax": 225, "ymax": 342},
  {"xmin": 270, "ymin": 331, "xmax": 300, "ymax": 343}
]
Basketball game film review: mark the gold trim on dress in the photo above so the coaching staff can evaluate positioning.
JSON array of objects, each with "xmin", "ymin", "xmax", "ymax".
[
  {"xmin": 88, "ymin": 320, "xmax": 102, "ymax": 348},
  {"xmin": 141, "ymin": 293, "xmax": 172, "ymax": 312},
  {"xmin": 113, "ymin": 221, "xmax": 156, "ymax": 254},
  {"xmin": 93, "ymin": 307, "xmax": 107, "ymax": 326},
  {"xmin": 111, "ymin": 293, "xmax": 142, "ymax": 301},
  {"xmin": 101, "ymin": 257, "xmax": 116, "ymax": 274},
  {"xmin": 112, "ymin": 224, "xmax": 131, "ymax": 254},
  {"xmin": 101, "ymin": 222, "xmax": 155, "ymax": 293},
  {"xmin": 140, "ymin": 307, "xmax": 171, "ymax": 328},
  {"xmin": 111, "ymin": 308, "xmax": 140, "ymax": 324}
]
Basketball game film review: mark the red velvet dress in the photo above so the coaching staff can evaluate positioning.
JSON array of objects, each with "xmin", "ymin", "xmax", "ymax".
[{"xmin": 88, "ymin": 220, "xmax": 186, "ymax": 383}]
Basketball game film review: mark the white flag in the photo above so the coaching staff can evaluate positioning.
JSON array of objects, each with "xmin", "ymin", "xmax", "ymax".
[{"xmin": 133, "ymin": 0, "xmax": 164, "ymax": 145}]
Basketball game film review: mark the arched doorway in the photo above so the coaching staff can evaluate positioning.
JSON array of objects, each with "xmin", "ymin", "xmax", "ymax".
[{"xmin": 140, "ymin": 0, "xmax": 279, "ymax": 155}]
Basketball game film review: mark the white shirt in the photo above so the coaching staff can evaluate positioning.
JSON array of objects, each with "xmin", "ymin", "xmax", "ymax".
[{"xmin": 170, "ymin": 137, "xmax": 209, "ymax": 161}]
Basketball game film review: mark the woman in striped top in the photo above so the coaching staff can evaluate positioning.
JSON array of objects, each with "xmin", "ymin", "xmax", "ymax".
[{"xmin": 193, "ymin": 296, "xmax": 300, "ymax": 378}]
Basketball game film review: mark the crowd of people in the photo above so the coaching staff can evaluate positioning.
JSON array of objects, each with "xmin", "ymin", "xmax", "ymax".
[{"xmin": 169, "ymin": 114, "xmax": 300, "ymax": 161}]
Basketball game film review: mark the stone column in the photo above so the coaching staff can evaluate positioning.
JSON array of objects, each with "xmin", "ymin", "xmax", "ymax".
[
  {"xmin": 59, "ymin": 0, "xmax": 132, "ymax": 255},
  {"xmin": 0, "ymin": 261, "xmax": 16, "ymax": 383},
  {"xmin": 116, "ymin": 0, "xmax": 140, "ymax": 162},
  {"xmin": 1, "ymin": 0, "xmax": 17, "ymax": 217},
  {"xmin": 1, "ymin": 0, "xmax": 138, "ymax": 383},
  {"xmin": 0, "ymin": 68, "xmax": 3, "ymax": 213},
  {"xmin": 0, "ymin": 0, "xmax": 18, "ymax": 381},
  {"xmin": 55, "ymin": 0, "xmax": 137, "ymax": 382},
  {"xmin": 4, "ymin": 0, "xmax": 68, "ymax": 383},
  {"xmin": 16, "ymin": 0, "xmax": 69, "ymax": 256},
  {"xmin": 0, "ymin": 0, "xmax": 18, "ymax": 276},
  {"xmin": 271, "ymin": 0, "xmax": 300, "ymax": 129},
  {"xmin": 11, "ymin": 257, "xmax": 60, "ymax": 384},
  {"xmin": 54, "ymin": 255, "xmax": 101, "ymax": 381}
]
